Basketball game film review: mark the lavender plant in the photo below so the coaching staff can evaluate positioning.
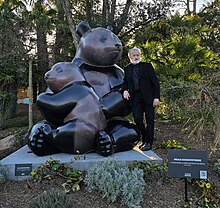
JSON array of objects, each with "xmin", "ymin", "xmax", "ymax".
[
  {"xmin": 28, "ymin": 188, "xmax": 73, "ymax": 208},
  {"xmin": 84, "ymin": 158, "xmax": 145, "ymax": 208},
  {"xmin": 0, "ymin": 165, "xmax": 8, "ymax": 184}
]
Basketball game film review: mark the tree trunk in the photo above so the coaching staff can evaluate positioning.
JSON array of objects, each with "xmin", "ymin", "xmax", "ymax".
[
  {"xmin": 102, "ymin": 0, "xmax": 107, "ymax": 27},
  {"xmin": 86, "ymin": 0, "xmax": 93, "ymax": 24},
  {"xmin": 114, "ymin": 0, "xmax": 133, "ymax": 35},
  {"xmin": 53, "ymin": 0, "xmax": 66, "ymax": 63},
  {"xmin": 36, "ymin": 0, "xmax": 49, "ymax": 93},
  {"xmin": 62, "ymin": 0, "xmax": 78, "ymax": 49},
  {"xmin": 186, "ymin": 0, "xmax": 191, "ymax": 15},
  {"xmin": 193, "ymin": 0, "xmax": 197, "ymax": 14},
  {"xmin": 102, "ymin": 0, "xmax": 110, "ymax": 27},
  {"xmin": 29, "ymin": 60, "xmax": 33, "ymax": 129},
  {"xmin": 109, "ymin": 0, "xmax": 116, "ymax": 26}
]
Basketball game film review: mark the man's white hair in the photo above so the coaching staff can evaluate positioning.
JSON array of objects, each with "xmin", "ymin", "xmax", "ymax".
[{"xmin": 128, "ymin": 47, "xmax": 141, "ymax": 56}]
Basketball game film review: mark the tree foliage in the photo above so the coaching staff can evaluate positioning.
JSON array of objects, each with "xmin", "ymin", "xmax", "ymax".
[
  {"xmin": 0, "ymin": 0, "xmax": 29, "ymax": 90},
  {"xmin": 0, "ymin": 0, "xmax": 219, "ymax": 137},
  {"xmin": 130, "ymin": 11, "xmax": 219, "ymax": 146},
  {"xmin": 133, "ymin": 14, "xmax": 218, "ymax": 81},
  {"xmin": 198, "ymin": 0, "xmax": 220, "ymax": 53},
  {"xmin": 0, "ymin": 0, "xmax": 30, "ymax": 119}
]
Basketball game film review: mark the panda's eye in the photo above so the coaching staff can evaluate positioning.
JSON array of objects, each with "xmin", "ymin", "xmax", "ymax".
[
  {"xmin": 56, "ymin": 67, "xmax": 63, "ymax": 73},
  {"xmin": 100, "ymin": 36, "xmax": 107, "ymax": 43}
]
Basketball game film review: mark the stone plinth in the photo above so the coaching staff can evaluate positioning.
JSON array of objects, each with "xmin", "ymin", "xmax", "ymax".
[{"xmin": 0, "ymin": 145, "xmax": 162, "ymax": 181}]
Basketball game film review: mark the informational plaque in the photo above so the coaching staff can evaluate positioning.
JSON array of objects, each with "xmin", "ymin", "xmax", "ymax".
[
  {"xmin": 168, "ymin": 150, "xmax": 208, "ymax": 179},
  {"xmin": 15, "ymin": 164, "xmax": 32, "ymax": 176}
]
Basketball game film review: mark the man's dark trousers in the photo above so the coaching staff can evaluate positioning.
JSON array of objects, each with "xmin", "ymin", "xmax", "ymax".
[{"xmin": 132, "ymin": 91, "xmax": 155, "ymax": 146}]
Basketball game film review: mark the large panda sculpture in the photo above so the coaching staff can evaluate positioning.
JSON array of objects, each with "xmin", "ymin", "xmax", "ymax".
[{"xmin": 27, "ymin": 22, "xmax": 139, "ymax": 157}]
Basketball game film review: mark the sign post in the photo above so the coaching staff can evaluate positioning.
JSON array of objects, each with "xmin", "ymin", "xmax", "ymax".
[
  {"xmin": 168, "ymin": 150, "xmax": 208, "ymax": 202},
  {"xmin": 184, "ymin": 178, "xmax": 187, "ymax": 202}
]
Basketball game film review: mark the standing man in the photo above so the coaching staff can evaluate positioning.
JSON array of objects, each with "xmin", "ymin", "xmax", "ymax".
[{"xmin": 122, "ymin": 47, "xmax": 160, "ymax": 151}]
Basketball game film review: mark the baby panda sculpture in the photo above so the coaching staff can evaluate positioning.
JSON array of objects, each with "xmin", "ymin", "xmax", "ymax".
[
  {"xmin": 28, "ymin": 62, "xmax": 107, "ymax": 156},
  {"xmin": 27, "ymin": 22, "xmax": 139, "ymax": 157}
]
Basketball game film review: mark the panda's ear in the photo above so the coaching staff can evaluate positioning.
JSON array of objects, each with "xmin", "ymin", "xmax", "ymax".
[
  {"xmin": 107, "ymin": 25, "xmax": 113, "ymax": 31},
  {"xmin": 76, "ymin": 22, "xmax": 91, "ymax": 37}
]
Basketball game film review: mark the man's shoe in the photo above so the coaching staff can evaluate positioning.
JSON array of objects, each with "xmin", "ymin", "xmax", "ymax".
[{"xmin": 140, "ymin": 143, "xmax": 152, "ymax": 151}]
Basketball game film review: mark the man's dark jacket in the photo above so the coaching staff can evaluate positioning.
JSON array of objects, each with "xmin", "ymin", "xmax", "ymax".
[{"xmin": 121, "ymin": 62, "xmax": 160, "ymax": 105}]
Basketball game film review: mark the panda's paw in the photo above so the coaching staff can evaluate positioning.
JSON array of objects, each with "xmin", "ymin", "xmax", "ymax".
[
  {"xmin": 95, "ymin": 131, "xmax": 113, "ymax": 157},
  {"xmin": 28, "ymin": 127, "xmax": 46, "ymax": 149},
  {"xmin": 27, "ymin": 122, "xmax": 60, "ymax": 156},
  {"xmin": 29, "ymin": 123, "xmax": 53, "ymax": 148}
]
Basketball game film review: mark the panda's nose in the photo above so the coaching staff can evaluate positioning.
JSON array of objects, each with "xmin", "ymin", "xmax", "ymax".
[{"xmin": 115, "ymin": 44, "xmax": 121, "ymax": 48}]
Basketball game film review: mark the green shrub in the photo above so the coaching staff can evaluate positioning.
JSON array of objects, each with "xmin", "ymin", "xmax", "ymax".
[
  {"xmin": 28, "ymin": 188, "xmax": 73, "ymax": 208},
  {"xmin": 155, "ymin": 139, "xmax": 190, "ymax": 150},
  {"xmin": 84, "ymin": 158, "xmax": 145, "ymax": 208},
  {"xmin": 0, "ymin": 165, "xmax": 8, "ymax": 184},
  {"xmin": 129, "ymin": 161, "xmax": 167, "ymax": 181},
  {"xmin": 0, "ymin": 91, "xmax": 16, "ymax": 128}
]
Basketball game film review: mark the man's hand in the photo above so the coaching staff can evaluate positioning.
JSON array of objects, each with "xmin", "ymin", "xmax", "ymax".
[
  {"xmin": 123, "ymin": 90, "xmax": 130, "ymax": 100},
  {"xmin": 153, "ymin": 98, "xmax": 160, "ymax": 107}
]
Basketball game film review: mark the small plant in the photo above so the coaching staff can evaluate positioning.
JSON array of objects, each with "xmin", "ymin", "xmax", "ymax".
[
  {"xmin": 84, "ymin": 158, "xmax": 145, "ymax": 208},
  {"xmin": 30, "ymin": 158, "xmax": 83, "ymax": 193},
  {"xmin": 129, "ymin": 161, "xmax": 168, "ymax": 181},
  {"xmin": 186, "ymin": 179, "xmax": 220, "ymax": 208},
  {"xmin": 0, "ymin": 165, "xmax": 8, "ymax": 183},
  {"xmin": 28, "ymin": 188, "xmax": 73, "ymax": 208},
  {"xmin": 155, "ymin": 139, "xmax": 190, "ymax": 150},
  {"xmin": 213, "ymin": 160, "xmax": 220, "ymax": 176}
]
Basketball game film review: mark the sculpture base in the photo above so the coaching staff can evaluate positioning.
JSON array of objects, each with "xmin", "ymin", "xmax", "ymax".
[{"xmin": 0, "ymin": 145, "xmax": 162, "ymax": 181}]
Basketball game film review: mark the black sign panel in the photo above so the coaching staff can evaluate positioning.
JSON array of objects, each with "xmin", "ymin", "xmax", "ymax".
[
  {"xmin": 15, "ymin": 164, "xmax": 32, "ymax": 176},
  {"xmin": 168, "ymin": 150, "xmax": 208, "ymax": 179}
]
